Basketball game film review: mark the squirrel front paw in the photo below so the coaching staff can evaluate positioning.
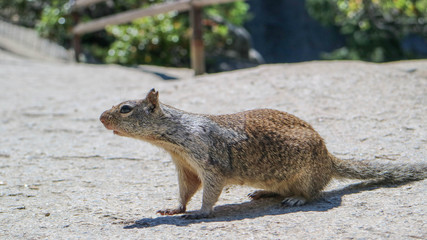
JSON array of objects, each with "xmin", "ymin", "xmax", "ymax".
[{"xmin": 157, "ymin": 206, "xmax": 186, "ymax": 215}]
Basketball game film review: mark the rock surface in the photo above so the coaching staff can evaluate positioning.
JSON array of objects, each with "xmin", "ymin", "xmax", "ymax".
[{"xmin": 0, "ymin": 49, "xmax": 426, "ymax": 239}]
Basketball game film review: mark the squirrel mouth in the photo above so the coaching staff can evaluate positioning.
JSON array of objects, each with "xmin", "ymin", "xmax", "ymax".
[
  {"xmin": 102, "ymin": 123, "xmax": 122, "ymax": 135},
  {"xmin": 99, "ymin": 116, "xmax": 126, "ymax": 136},
  {"xmin": 101, "ymin": 123, "xmax": 121, "ymax": 135},
  {"xmin": 113, "ymin": 130, "xmax": 126, "ymax": 136}
]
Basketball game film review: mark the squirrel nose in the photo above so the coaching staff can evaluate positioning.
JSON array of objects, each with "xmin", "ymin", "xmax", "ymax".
[
  {"xmin": 100, "ymin": 111, "xmax": 114, "ymax": 130},
  {"xmin": 100, "ymin": 111, "xmax": 108, "ymax": 124}
]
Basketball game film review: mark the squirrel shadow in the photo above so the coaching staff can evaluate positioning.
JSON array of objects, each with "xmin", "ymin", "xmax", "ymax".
[{"xmin": 124, "ymin": 180, "xmax": 417, "ymax": 229}]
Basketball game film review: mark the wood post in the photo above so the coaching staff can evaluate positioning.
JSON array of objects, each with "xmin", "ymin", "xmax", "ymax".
[
  {"xmin": 190, "ymin": 5, "xmax": 205, "ymax": 75},
  {"xmin": 72, "ymin": 34, "xmax": 81, "ymax": 62},
  {"xmin": 71, "ymin": 11, "xmax": 81, "ymax": 62}
]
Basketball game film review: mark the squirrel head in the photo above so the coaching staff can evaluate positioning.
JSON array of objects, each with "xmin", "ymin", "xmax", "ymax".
[{"xmin": 100, "ymin": 88, "xmax": 165, "ymax": 139}]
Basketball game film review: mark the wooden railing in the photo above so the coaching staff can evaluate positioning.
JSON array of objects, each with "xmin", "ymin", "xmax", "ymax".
[{"xmin": 71, "ymin": 0, "xmax": 241, "ymax": 75}]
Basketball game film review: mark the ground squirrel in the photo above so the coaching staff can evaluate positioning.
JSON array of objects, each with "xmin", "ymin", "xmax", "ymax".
[{"xmin": 100, "ymin": 89, "xmax": 426, "ymax": 219}]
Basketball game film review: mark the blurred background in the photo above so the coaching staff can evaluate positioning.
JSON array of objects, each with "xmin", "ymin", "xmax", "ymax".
[{"xmin": 0, "ymin": 0, "xmax": 426, "ymax": 73}]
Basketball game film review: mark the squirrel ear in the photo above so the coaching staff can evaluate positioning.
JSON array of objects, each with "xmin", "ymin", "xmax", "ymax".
[{"xmin": 146, "ymin": 88, "xmax": 159, "ymax": 107}]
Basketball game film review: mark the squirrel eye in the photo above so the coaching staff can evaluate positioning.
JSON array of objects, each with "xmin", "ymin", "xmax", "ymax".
[{"xmin": 119, "ymin": 105, "xmax": 133, "ymax": 114}]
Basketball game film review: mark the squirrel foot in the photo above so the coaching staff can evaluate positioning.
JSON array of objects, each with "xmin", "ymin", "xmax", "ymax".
[
  {"xmin": 157, "ymin": 207, "xmax": 186, "ymax": 216},
  {"xmin": 281, "ymin": 196, "xmax": 307, "ymax": 207},
  {"xmin": 248, "ymin": 190, "xmax": 280, "ymax": 200}
]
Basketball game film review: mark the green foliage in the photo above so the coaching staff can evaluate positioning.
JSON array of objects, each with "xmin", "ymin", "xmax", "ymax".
[
  {"xmin": 306, "ymin": 0, "xmax": 427, "ymax": 62},
  {"xmin": 36, "ymin": 0, "xmax": 72, "ymax": 48},
  {"xmin": 0, "ymin": 0, "xmax": 50, "ymax": 27},
  {"xmin": 205, "ymin": 1, "xmax": 250, "ymax": 26},
  {"xmin": 104, "ymin": 1, "xmax": 250, "ymax": 66},
  {"xmin": 20, "ymin": 0, "xmax": 249, "ymax": 66},
  {"xmin": 105, "ymin": 12, "xmax": 190, "ymax": 66},
  {"xmin": 204, "ymin": 2, "xmax": 251, "ymax": 56}
]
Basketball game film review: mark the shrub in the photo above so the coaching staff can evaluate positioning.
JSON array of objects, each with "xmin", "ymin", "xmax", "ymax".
[
  {"xmin": 33, "ymin": 0, "xmax": 249, "ymax": 66},
  {"xmin": 306, "ymin": 0, "xmax": 427, "ymax": 62}
]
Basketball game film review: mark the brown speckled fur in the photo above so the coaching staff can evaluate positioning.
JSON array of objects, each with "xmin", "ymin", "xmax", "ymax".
[{"xmin": 100, "ymin": 89, "xmax": 426, "ymax": 219}]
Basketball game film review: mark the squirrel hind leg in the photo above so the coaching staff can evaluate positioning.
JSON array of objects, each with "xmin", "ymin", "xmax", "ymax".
[
  {"xmin": 281, "ymin": 196, "xmax": 307, "ymax": 207},
  {"xmin": 248, "ymin": 189, "xmax": 309, "ymax": 207},
  {"xmin": 248, "ymin": 190, "xmax": 281, "ymax": 200},
  {"xmin": 277, "ymin": 174, "xmax": 327, "ymax": 207}
]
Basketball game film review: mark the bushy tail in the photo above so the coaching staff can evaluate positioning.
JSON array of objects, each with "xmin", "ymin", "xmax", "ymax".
[{"xmin": 330, "ymin": 154, "xmax": 427, "ymax": 183}]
